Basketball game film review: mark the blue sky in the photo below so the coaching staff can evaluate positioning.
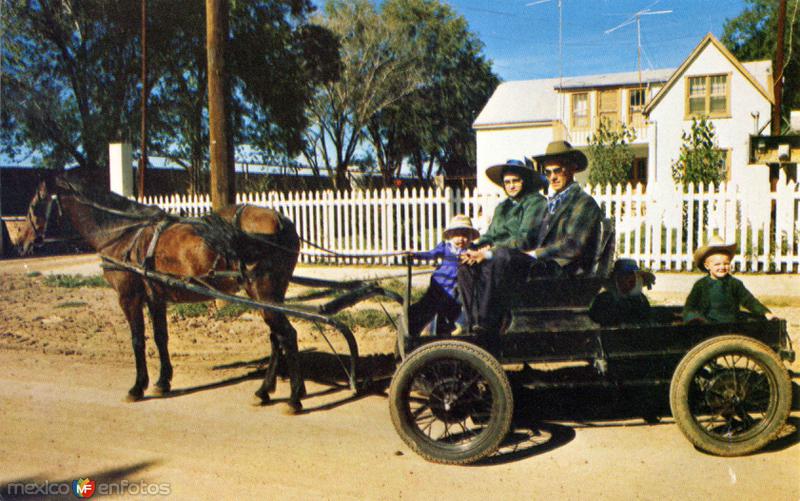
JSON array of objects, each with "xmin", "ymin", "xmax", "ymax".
[{"xmin": 438, "ymin": 0, "xmax": 749, "ymax": 81}]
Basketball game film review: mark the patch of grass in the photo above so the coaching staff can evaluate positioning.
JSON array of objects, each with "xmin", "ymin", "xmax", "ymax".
[
  {"xmin": 56, "ymin": 301, "xmax": 88, "ymax": 308},
  {"xmin": 214, "ymin": 302, "xmax": 251, "ymax": 319},
  {"xmin": 44, "ymin": 274, "xmax": 109, "ymax": 288},
  {"xmin": 26, "ymin": 271, "xmax": 42, "ymax": 278},
  {"xmin": 333, "ymin": 309, "xmax": 394, "ymax": 330},
  {"xmin": 382, "ymin": 279, "xmax": 426, "ymax": 303},
  {"xmin": 170, "ymin": 303, "xmax": 209, "ymax": 319}
]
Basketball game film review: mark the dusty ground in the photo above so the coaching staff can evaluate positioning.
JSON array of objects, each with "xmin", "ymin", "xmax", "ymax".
[{"xmin": 0, "ymin": 256, "xmax": 799, "ymax": 500}]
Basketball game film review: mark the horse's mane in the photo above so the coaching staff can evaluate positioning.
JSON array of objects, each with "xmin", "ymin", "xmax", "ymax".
[{"xmin": 55, "ymin": 174, "xmax": 166, "ymax": 221}]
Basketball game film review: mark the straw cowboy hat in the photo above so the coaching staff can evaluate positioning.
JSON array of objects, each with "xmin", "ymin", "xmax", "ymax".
[
  {"xmin": 485, "ymin": 159, "xmax": 547, "ymax": 190},
  {"xmin": 693, "ymin": 235, "xmax": 737, "ymax": 271},
  {"xmin": 531, "ymin": 140, "xmax": 588, "ymax": 172},
  {"xmin": 443, "ymin": 214, "xmax": 480, "ymax": 240}
]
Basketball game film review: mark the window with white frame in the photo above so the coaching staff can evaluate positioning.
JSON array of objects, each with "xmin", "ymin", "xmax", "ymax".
[{"xmin": 571, "ymin": 93, "xmax": 589, "ymax": 129}]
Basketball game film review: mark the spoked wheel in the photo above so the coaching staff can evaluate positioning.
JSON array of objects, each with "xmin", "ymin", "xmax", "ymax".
[
  {"xmin": 389, "ymin": 340, "xmax": 513, "ymax": 465},
  {"xmin": 670, "ymin": 335, "xmax": 792, "ymax": 456}
]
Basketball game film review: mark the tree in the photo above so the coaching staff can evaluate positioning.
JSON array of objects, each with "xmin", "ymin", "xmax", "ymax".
[
  {"xmin": 671, "ymin": 117, "xmax": 726, "ymax": 185},
  {"xmin": 722, "ymin": 0, "xmax": 800, "ymax": 130},
  {"xmin": 148, "ymin": 0, "xmax": 340, "ymax": 194},
  {"xmin": 587, "ymin": 120, "xmax": 637, "ymax": 186},
  {"xmin": 367, "ymin": 0, "xmax": 498, "ymax": 186},
  {"xmin": 1, "ymin": 1, "xmax": 141, "ymax": 184},
  {"xmin": 1, "ymin": 0, "xmax": 339, "ymax": 193},
  {"xmin": 305, "ymin": 0, "xmax": 424, "ymax": 190}
]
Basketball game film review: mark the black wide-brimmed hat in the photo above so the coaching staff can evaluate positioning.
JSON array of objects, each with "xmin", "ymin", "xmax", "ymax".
[
  {"xmin": 531, "ymin": 140, "xmax": 588, "ymax": 172},
  {"xmin": 485, "ymin": 159, "xmax": 547, "ymax": 190}
]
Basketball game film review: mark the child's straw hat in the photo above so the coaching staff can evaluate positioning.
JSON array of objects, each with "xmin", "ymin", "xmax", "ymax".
[
  {"xmin": 443, "ymin": 215, "xmax": 480, "ymax": 240},
  {"xmin": 693, "ymin": 235, "xmax": 737, "ymax": 271}
]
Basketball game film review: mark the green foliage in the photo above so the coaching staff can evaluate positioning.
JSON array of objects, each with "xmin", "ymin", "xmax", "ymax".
[
  {"xmin": 214, "ymin": 302, "xmax": 251, "ymax": 319},
  {"xmin": 333, "ymin": 309, "xmax": 393, "ymax": 329},
  {"xmin": 2, "ymin": 1, "xmax": 141, "ymax": 176},
  {"xmin": 722, "ymin": 0, "xmax": 800, "ymax": 129},
  {"xmin": 366, "ymin": 0, "xmax": 499, "ymax": 186},
  {"xmin": 587, "ymin": 120, "xmax": 637, "ymax": 186},
  {"xmin": 671, "ymin": 117, "xmax": 726, "ymax": 186},
  {"xmin": 56, "ymin": 301, "xmax": 89, "ymax": 309},
  {"xmin": 169, "ymin": 303, "xmax": 209, "ymax": 319},
  {"xmin": 2, "ymin": 0, "xmax": 339, "ymax": 188},
  {"xmin": 44, "ymin": 274, "xmax": 109, "ymax": 289},
  {"xmin": 305, "ymin": 0, "xmax": 426, "ymax": 189},
  {"xmin": 382, "ymin": 279, "xmax": 426, "ymax": 303}
]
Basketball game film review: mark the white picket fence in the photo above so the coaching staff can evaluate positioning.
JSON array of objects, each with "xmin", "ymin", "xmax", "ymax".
[{"xmin": 142, "ymin": 179, "xmax": 800, "ymax": 272}]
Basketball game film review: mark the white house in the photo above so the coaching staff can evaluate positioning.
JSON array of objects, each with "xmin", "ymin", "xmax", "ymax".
[{"xmin": 473, "ymin": 33, "xmax": 774, "ymax": 194}]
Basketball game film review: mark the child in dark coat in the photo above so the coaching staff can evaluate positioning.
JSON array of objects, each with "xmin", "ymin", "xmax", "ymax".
[
  {"xmin": 683, "ymin": 236, "xmax": 770, "ymax": 323},
  {"xmin": 408, "ymin": 215, "xmax": 479, "ymax": 337},
  {"xmin": 589, "ymin": 258, "xmax": 655, "ymax": 326}
]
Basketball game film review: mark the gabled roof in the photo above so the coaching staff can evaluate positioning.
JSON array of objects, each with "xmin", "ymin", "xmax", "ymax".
[{"xmin": 644, "ymin": 33, "xmax": 773, "ymax": 114}]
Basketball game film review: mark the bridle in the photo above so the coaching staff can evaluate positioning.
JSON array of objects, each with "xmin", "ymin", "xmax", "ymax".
[{"xmin": 27, "ymin": 188, "xmax": 63, "ymax": 245}]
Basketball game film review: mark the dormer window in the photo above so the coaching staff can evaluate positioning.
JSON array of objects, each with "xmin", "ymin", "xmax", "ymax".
[{"xmin": 686, "ymin": 74, "xmax": 730, "ymax": 118}]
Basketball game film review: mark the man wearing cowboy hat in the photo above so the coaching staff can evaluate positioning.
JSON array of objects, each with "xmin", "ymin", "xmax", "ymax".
[
  {"xmin": 526, "ymin": 140, "xmax": 603, "ymax": 274},
  {"xmin": 683, "ymin": 235, "xmax": 770, "ymax": 323},
  {"xmin": 408, "ymin": 215, "xmax": 480, "ymax": 338},
  {"xmin": 458, "ymin": 158, "xmax": 547, "ymax": 339}
]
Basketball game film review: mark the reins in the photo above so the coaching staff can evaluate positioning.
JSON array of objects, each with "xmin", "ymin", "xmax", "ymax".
[{"xmin": 35, "ymin": 183, "xmax": 427, "ymax": 267}]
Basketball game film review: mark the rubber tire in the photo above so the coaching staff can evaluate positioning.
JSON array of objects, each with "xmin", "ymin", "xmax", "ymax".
[
  {"xmin": 389, "ymin": 340, "xmax": 513, "ymax": 465},
  {"xmin": 669, "ymin": 335, "xmax": 792, "ymax": 457}
]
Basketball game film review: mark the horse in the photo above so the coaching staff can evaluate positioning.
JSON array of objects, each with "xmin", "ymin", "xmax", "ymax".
[{"xmin": 22, "ymin": 173, "xmax": 307, "ymax": 412}]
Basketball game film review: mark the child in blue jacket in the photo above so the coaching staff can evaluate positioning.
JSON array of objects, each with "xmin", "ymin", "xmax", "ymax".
[{"xmin": 408, "ymin": 215, "xmax": 479, "ymax": 337}]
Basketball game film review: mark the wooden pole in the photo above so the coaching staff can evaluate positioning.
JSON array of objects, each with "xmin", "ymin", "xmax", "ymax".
[
  {"xmin": 138, "ymin": 0, "xmax": 148, "ymax": 200},
  {"xmin": 773, "ymin": 0, "xmax": 787, "ymax": 136},
  {"xmin": 206, "ymin": 0, "xmax": 235, "ymax": 210}
]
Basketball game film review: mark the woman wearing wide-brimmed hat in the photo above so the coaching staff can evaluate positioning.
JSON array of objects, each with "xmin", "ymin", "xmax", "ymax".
[{"xmin": 458, "ymin": 159, "xmax": 547, "ymax": 339}]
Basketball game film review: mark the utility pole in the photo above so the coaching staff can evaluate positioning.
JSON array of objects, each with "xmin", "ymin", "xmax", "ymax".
[
  {"xmin": 206, "ymin": 0, "xmax": 235, "ymax": 210},
  {"xmin": 773, "ymin": 0, "xmax": 787, "ymax": 136},
  {"xmin": 139, "ymin": 0, "xmax": 148, "ymax": 201}
]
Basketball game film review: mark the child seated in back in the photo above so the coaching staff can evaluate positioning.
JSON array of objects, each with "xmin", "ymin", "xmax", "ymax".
[
  {"xmin": 408, "ymin": 215, "xmax": 479, "ymax": 337},
  {"xmin": 589, "ymin": 258, "xmax": 655, "ymax": 327},
  {"xmin": 683, "ymin": 236, "xmax": 771, "ymax": 323}
]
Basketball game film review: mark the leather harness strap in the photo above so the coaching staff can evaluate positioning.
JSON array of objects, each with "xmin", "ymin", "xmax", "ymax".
[{"xmin": 144, "ymin": 219, "xmax": 172, "ymax": 266}]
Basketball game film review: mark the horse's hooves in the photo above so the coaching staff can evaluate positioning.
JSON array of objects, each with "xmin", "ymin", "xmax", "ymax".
[
  {"xmin": 283, "ymin": 401, "xmax": 303, "ymax": 415},
  {"xmin": 152, "ymin": 385, "xmax": 171, "ymax": 397},
  {"xmin": 125, "ymin": 391, "xmax": 144, "ymax": 402},
  {"xmin": 254, "ymin": 390, "xmax": 271, "ymax": 405}
]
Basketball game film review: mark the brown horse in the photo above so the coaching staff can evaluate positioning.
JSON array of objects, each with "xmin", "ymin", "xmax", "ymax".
[{"xmin": 23, "ymin": 173, "xmax": 306, "ymax": 412}]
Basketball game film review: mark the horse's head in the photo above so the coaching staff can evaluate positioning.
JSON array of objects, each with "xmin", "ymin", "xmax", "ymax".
[{"xmin": 18, "ymin": 177, "xmax": 61, "ymax": 255}]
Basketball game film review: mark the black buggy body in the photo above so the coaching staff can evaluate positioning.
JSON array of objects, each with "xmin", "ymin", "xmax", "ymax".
[{"xmin": 389, "ymin": 220, "xmax": 796, "ymax": 465}]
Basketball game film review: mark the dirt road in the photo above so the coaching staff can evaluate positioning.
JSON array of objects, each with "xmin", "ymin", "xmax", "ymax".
[{"xmin": 1, "ymin": 259, "xmax": 799, "ymax": 500}]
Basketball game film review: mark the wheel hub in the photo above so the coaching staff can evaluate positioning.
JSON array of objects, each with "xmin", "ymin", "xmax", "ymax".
[
  {"xmin": 705, "ymin": 370, "xmax": 745, "ymax": 414},
  {"xmin": 429, "ymin": 378, "xmax": 473, "ymax": 423}
]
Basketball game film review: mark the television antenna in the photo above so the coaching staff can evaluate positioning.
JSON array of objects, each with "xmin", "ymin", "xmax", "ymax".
[
  {"xmin": 527, "ymin": 0, "xmax": 566, "ymax": 123},
  {"xmin": 604, "ymin": 5, "xmax": 672, "ymax": 88}
]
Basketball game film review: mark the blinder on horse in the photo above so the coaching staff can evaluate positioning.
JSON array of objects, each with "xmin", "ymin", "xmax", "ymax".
[{"xmin": 27, "ymin": 189, "xmax": 63, "ymax": 247}]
